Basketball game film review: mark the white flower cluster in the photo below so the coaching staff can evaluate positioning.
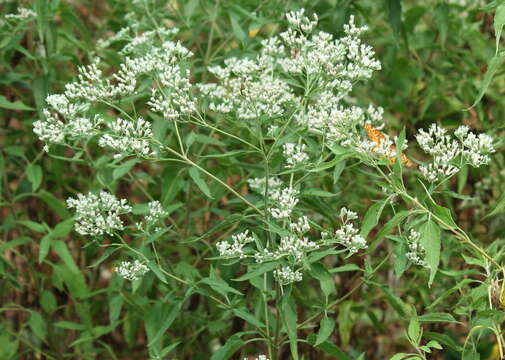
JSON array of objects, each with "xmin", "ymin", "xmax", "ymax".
[
  {"xmin": 455, "ymin": 125, "xmax": 495, "ymax": 167},
  {"xmin": 63, "ymin": 41, "xmax": 194, "ymax": 105},
  {"xmin": 416, "ymin": 124, "xmax": 495, "ymax": 182},
  {"xmin": 278, "ymin": 235, "xmax": 318, "ymax": 262},
  {"xmin": 98, "ymin": 117, "xmax": 154, "ymax": 159},
  {"xmin": 33, "ymin": 94, "xmax": 101, "ymax": 150},
  {"xmin": 215, "ymin": 196, "xmax": 317, "ymax": 285},
  {"xmin": 199, "ymin": 11, "xmax": 380, "ymax": 123},
  {"xmin": 198, "ymin": 58, "xmax": 296, "ymax": 120},
  {"xmin": 248, "ymin": 177, "xmax": 283, "ymax": 195},
  {"xmin": 256, "ymin": 216, "xmax": 318, "ymax": 285},
  {"xmin": 145, "ymin": 201, "xmax": 168, "ymax": 223},
  {"xmin": 117, "ymin": 260, "xmax": 149, "ymax": 281},
  {"xmin": 283, "ymin": 142, "xmax": 309, "ymax": 168},
  {"xmin": 289, "ymin": 216, "xmax": 310, "ymax": 234},
  {"xmin": 244, "ymin": 355, "xmax": 269, "ymax": 360},
  {"xmin": 273, "ymin": 266, "xmax": 303, "ymax": 285},
  {"xmin": 322, "ymin": 207, "xmax": 367, "ymax": 254},
  {"xmin": 405, "ymin": 230, "xmax": 427, "ymax": 267},
  {"xmin": 66, "ymin": 191, "xmax": 132, "ymax": 236},
  {"xmin": 216, "ymin": 230, "xmax": 255, "ymax": 259},
  {"xmin": 34, "ymin": 31, "xmax": 196, "ymax": 152},
  {"xmin": 278, "ymin": 12, "xmax": 380, "ymax": 86},
  {"xmin": 4, "ymin": 7, "xmax": 37, "ymax": 21},
  {"xmin": 269, "ymin": 187, "xmax": 299, "ymax": 219},
  {"xmin": 119, "ymin": 27, "xmax": 179, "ymax": 55}
]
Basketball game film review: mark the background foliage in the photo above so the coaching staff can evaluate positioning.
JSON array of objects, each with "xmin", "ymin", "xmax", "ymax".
[{"xmin": 2, "ymin": 0, "xmax": 505, "ymax": 359}]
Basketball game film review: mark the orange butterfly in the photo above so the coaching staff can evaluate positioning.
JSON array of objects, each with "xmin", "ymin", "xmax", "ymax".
[{"xmin": 363, "ymin": 123, "xmax": 414, "ymax": 167}]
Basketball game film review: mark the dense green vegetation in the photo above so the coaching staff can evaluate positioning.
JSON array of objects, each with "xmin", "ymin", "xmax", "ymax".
[{"xmin": 2, "ymin": 1, "xmax": 505, "ymax": 359}]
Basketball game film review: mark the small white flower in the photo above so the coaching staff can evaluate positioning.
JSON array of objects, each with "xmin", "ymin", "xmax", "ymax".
[
  {"xmin": 117, "ymin": 260, "xmax": 149, "ymax": 281},
  {"xmin": 98, "ymin": 117, "xmax": 154, "ymax": 158},
  {"xmin": 405, "ymin": 230, "xmax": 427, "ymax": 267},
  {"xmin": 244, "ymin": 354, "xmax": 269, "ymax": 360},
  {"xmin": 4, "ymin": 7, "xmax": 37, "ymax": 21},
  {"xmin": 145, "ymin": 201, "xmax": 168, "ymax": 223},
  {"xmin": 416, "ymin": 124, "xmax": 495, "ymax": 182},
  {"xmin": 67, "ymin": 191, "xmax": 132, "ymax": 236},
  {"xmin": 323, "ymin": 207, "xmax": 367, "ymax": 254},
  {"xmin": 278, "ymin": 235, "xmax": 318, "ymax": 262},
  {"xmin": 289, "ymin": 216, "xmax": 310, "ymax": 234},
  {"xmin": 269, "ymin": 187, "xmax": 299, "ymax": 219},
  {"xmin": 248, "ymin": 177, "xmax": 283, "ymax": 195},
  {"xmin": 274, "ymin": 266, "xmax": 303, "ymax": 285},
  {"xmin": 216, "ymin": 230, "xmax": 255, "ymax": 258},
  {"xmin": 283, "ymin": 142, "xmax": 309, "ymax": 168}
]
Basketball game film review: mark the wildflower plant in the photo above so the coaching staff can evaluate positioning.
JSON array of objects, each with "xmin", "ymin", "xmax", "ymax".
[{"xmin": 5, "ymin": 0, "xmax": 505, "ymax": 359}]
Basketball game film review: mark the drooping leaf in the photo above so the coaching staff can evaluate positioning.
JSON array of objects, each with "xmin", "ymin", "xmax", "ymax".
[
  {"xmin": 310, "ymin": 262, "xmax": 336, "ymax": 298},
  {"xmin": 188, "ymin": 167, "xmax": 213, "ymax": 199},
  {"xmin": 470, "ymin": 52, "xmax": 505, "ymax": 108},
  {"xmin": 281, "ymin": 292, "xmax": 298, "ymax": 360},
  {"xmin": 419, "ymin": 220, "xmax": 441, "ymax": 287},
  {"xmin": 26, "ymin": 164, "xmax": 43, "ymax": 191},
  {"xmin": 494, "ymin": 3, "xmax": 505, "ymax": 54},
  {"xmin": 0, "ymin": 95, "xmax": 34, "ymax": 111},
  {"xmin": 315, "ymin": 316, "xmax": 335, "ymax": 346}
]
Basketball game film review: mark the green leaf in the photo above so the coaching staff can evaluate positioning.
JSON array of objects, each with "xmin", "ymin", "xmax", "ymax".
[
  {"xmin": 233, "ymin": 262, "xmax": 278, "ymax": 281},
  {"xmin": 329, "ymin": 264, "xmax": 362, "ymax": 273},
  {"xmin": 188, "ymin": 167, "xmax": 213, "ymax": 199},
  {"xmin": 389, "ymin": 354, "xmax": 411, "ymax": 360},
  {"xmin": 338, "ymin": 301, "xmax": 353, "ymax": 347},
  {"xmin": 0, "ymin": 95, "xmax": 34, "ymax": 111},
  {"xmin": 419, "ymin": 220, "xmax": 441, "ymax": 287},
  {"xmin": 427, "ymin": 201, "xmax": 457, "ymax": 230},
  {"xmin": 407, "ymin": 314, "xmax": 421, "ymax": 344},
  {"xmin": 232, "ymin": 308, "xmax": 265, "ymax": 329},
  {"xmin": 51, "ymin": 218, "xmax": 74, "ymax": 238},
  {"xmin": 26, "ymin": 164, "xmax": 43, "ymax": 191},
  {"xmin": 38, "ymin": 234, "xmax": 52, "ymax": 263},
  {"xmin": 52, "ymin": 240, "xmax": 79, "ymax": 273},
  {"xmin": 17, "ymin": 220, "xmax": 46, "ymax": 233},
  {"xmin": 424, "ymin": 331, "xmax": 463, "ymax": 352},
  {"xmin": 146, "ymin": 300, "xmax": 184, "ymax": 347},
  {"xmin": 229, "ymin": 12, "xmax": 247, "ymax": 44},
  {"xmin": 374, "ymin": 211, "xmax": 409, "ymax": 242},
  {"xmin": 40, "ymin": 290, "xmax": 57, "ymax": 313},
  {"xmin": 112, "ymin": 158, "xmax": 139, "ymax": 181},
  {"xmin": 426, "ymin": 340, "xmax": 443, "ymax": 350},
  {"xmin": 145, "ymin": 259, "xmax": 168, "ymax": 284},
  {"xmin": 419, "ymin": 312, "xmax": 458, "ymax": 323},
  {"xmin": 210, "ymin": 334, "xmax": 243, "ymax": 360},
  {"xmin": 38, "ymin": 190, "xmax": 71, "ymax": 219},
  {"xmin": 29, "ymin": 311, "xmax": 46, "ymax": 340},
  {"xmin": 470, "ymin": 52, "xmax": 505, "ymax": 108},
  {"xmin": 201, "ymin": 269, "xmax": 243, "ymax": 297},
  {"xmin": 184, "ymin": 0, "xmax": 199, "ymax": 20},
  {"xmin": 315, "ymin": 316, "xmax": 335, "ymax": 346},
  {"xmin": 360, "ymin": 200, "xmax": 386, "ymax": 238},
  {"xmin": 494, "ymin": 4, "xmax": 505, "ymax": 54},
  {"xmin": 310, "ymin": 263, "xmax": 335, "ymax": 298},
  {"xmin": 281, "ymin": 292, "xmax": 298, "ymax": 360},
  {"xmin": 54, "ymin": 321, "xmax": 87, "ymax": 330},
  {"xmin": 307, "ymin": 334, "xmax": 352, "ymax": 359},
  {"xmin": 302, "ymin": 189, "xmax": 337, "ymax": 197},
  {"xmin": 369, "ymin": 281, "xmax": 408, "ymax": 318},
  {"xmin": 434, "ymin": 4, "xmax": 449, "ymax": 47},
  {"xmin": 53, "ymin": 263, "xmax": 89, "ymax": 299},
  {"xmin": 0, "ymin": 237, "xmax": 32, "ymax": 253},
  {"xmin": 485, "ymin": 191, "xmax": 505, "ymax": 218},
  {"xmin": 385, "ymin": 0, "xmax": 404, "ymax": 42}
]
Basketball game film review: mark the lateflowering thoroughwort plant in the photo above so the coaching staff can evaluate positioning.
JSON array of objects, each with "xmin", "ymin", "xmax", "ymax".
[{"xmin": 32, "ymin": 4, "xmax": 504, "ymax": 359}]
